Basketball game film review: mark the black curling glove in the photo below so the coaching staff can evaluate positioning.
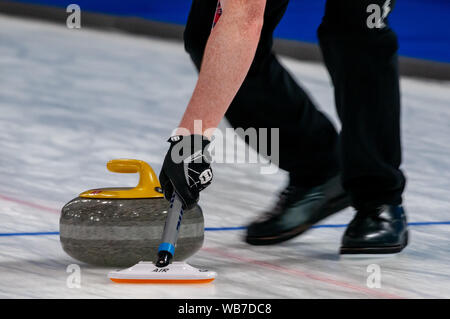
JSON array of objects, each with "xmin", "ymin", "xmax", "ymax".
[{"xmin": 159, "ymin": 134, "xmax": 213, "ymax": 209}]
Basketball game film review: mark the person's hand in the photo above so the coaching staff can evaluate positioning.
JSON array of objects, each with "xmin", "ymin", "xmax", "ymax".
[{"xmin": 159, "ymin": 135, "xmax": 213, "ymax": 209}]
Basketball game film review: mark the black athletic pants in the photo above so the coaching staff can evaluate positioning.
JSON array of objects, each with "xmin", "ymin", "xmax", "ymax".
[{"xmin": 183, "ymin": 0, "xmax": 405, "ymax": 210}]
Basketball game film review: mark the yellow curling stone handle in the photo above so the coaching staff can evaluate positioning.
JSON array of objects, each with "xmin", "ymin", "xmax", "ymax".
[{"xmin": 80, "ymin": 159, "xmax": 163, "ymax": 199}]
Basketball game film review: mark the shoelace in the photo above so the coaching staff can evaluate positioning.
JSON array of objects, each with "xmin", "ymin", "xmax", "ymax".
[
  {"xmin": 264, "ymin": 186, "xmax": 306, "ymax": 219},
  {"xmin": 355, "ymin": 205, "xmax": 385, "ymax": 219}
]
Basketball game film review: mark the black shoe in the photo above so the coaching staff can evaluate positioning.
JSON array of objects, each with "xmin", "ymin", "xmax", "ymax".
[
  {"xmin": 245, "ymin": 175, "xmax": 350, "ymax": 245},
  {"xmin": 340, "ymin": 205, "xmax": 408, "ymax": 255}
]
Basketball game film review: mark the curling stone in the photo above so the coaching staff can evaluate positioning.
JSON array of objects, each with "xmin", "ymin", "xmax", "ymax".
[{"xmin": 60, "ymin": 159, "xmax": 204, "ymax": 267}]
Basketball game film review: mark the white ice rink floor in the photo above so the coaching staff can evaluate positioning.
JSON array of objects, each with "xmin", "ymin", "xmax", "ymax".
[{"xmin": 0, "ymin": 15, "xmax": 449, "ymax": 298}]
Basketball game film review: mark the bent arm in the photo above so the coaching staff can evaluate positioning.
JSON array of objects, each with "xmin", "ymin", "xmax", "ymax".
[{"xmin": 177, "ymin": 0, "xmax": 266, "ymax": 138}]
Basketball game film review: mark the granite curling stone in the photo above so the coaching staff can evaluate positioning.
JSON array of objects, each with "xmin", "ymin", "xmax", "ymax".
[{"xmin": 60, "ymin": 159, "xmax": 204, "ymax": 267}]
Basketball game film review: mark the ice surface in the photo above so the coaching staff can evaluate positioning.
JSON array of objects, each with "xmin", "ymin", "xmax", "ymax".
[{"xmin": 0, "ymin": 15, "xmax": 449, "ymax": 298}]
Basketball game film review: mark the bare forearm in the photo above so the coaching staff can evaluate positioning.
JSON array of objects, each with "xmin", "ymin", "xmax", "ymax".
[{"xmin": 178, "ymin": 0, "xmax": 265, "ymax": 138}]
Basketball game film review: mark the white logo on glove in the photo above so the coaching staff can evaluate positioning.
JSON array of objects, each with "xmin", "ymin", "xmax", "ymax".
[{"xmin": 199, "ymin": 169, "xmax": 213, "ymax": 184}]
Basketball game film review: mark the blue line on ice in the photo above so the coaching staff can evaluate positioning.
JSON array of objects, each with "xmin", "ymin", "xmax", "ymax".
[
  {"xmin": 1, "ymin": 221, "xmax": 449, "ymax": 237},
  {"xmin": 0, "ymin": 232, "xmax": 60, "ymax": 237}
]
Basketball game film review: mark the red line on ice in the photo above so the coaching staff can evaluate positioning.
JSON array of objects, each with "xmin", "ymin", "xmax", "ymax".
[
  {"xmin": 0, "ymin": 194, "xmax": 60, "ymax": 214},
  {"xmin": 202, "ymin": 247, "xmax": 406, "ymax": 299}
]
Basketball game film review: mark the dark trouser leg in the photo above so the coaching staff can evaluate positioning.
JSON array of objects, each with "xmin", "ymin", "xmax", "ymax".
[
  {"xmin": 184, "ymin": 0, "xmax": 339, "ymax": 186},
  {"xmin": 318, "ymin": 0, "xmax": 405, "ymax": 209}
]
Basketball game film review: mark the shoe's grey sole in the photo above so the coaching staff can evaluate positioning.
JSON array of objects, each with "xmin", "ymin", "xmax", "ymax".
[{"xmin": 339, "ymin": 252, "xmax": 402, "ymax": 260}]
